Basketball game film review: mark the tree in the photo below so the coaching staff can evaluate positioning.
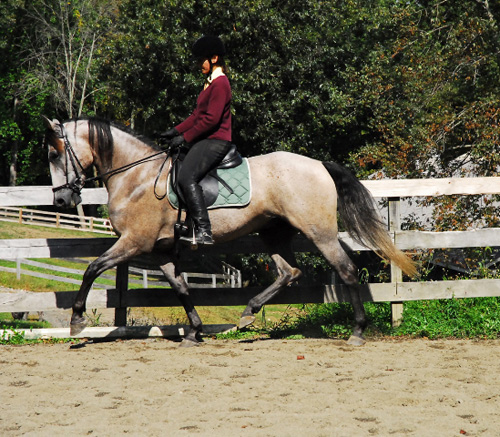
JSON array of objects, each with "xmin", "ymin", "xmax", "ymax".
[
  {"xmin": 98, "ymin": 0, "xmax": 387, "ymax": 161},
  {"xmin": 0, "ymin": 0, "xmax": 28, "ymax": 186},
  {"xmin": 346, "ymin": 0, "xmax": 500, "ymax": 231},
  {"xmin": 20, "ymin": 0, "xmax": 117, "ymax": 119},
  {"xmin": 0, "ymin": 0, "xmax": 118, "ymax": 186},
  {"xmin": 350, "ymin": 0, "xmax": 500, "ymax": 180}
]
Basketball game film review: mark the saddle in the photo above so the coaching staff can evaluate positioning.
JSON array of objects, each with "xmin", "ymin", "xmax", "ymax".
[{"xmin": 169, "ymin": 143, "xmax": 244, "ymax": 208}]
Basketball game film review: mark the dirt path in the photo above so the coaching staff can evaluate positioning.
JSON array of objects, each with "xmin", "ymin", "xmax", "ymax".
[{"xmin": 1, "ymin": 338, "xmax": 499, "ymax": 436}]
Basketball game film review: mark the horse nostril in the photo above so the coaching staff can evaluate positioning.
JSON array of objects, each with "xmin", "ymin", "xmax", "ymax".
[{"xmin": 55, "ymin": 198, "xmax": 66, "ymax": 207}]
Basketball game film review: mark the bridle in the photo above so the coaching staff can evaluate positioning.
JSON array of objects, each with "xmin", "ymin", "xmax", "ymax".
[
  {"xmin": 50, "ymin": 122, "xmax": 173, "ymax": 202},
  {"xmin": 51, "ymin": 124, "xmax": 87, "ymax": 201}
]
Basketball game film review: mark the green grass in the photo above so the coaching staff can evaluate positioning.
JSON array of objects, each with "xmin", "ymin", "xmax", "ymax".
[
  {"xmin": 0, "ymin": 220, "xmax": 112, "ymax": 239},
  {"xmin": 0, "ymin": 259, "xmax": 110, "ymax": 292},
  {"xmin": 396, "ymin": 298, "xmax": 500, "ymax": 339},
  {"xmin": 0, "ymin": 313, "xmax": 52, "ymax": 345},
  {"xmin": 128, "ymin": 304, "xmax": 302, "ymax": 328},
  {"xmin": 261, "ymin": 299, "xmax": 500, "ymax": 341},
  {"xmin": 0, "ymin": 221, "xmax": 162, "ymax": 291}
]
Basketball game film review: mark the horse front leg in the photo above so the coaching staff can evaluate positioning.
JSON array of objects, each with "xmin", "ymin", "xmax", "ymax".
[
  {"xmin": 159, "ymin": 261, "xmax": 203, "ymax": 347},
  {"xmin": 71, "ymin": 238, "xmax": 141, "ymax": 335}
]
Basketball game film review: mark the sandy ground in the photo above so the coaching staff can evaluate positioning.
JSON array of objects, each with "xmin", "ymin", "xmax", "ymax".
[{"xmin": 1, "ymin": 337, "xmax": 499, "ymax": 436}]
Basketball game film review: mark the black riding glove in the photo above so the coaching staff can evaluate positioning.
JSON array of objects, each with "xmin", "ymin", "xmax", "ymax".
[
  {"xmin": 159, "ymin": 128, "xmax": 179, "ymax": 140},
  {"xmin": 171, "ymin": 134, "xmax": 185, "ymax": 148}
]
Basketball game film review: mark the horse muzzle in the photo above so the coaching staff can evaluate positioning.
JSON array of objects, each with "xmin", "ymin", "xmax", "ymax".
[{"xmin": 53, "ymin": 185, "xmax": 82, "ymax": 209}]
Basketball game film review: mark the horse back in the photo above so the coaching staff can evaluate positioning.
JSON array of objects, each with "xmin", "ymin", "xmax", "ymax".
[
  {"xmin": 248, "ymin": 151, "xmax": 334, "ymax": 198},
  {"xmin": 241, "ymin": 152, "xmax": 338, "ymax": 224}
]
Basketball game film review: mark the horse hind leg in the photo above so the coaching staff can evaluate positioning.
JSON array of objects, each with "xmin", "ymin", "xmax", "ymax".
[
  {"xmin": 240, "ymin": 254, "xmax": 302, "ymax": 329},
  {"xmin": 316, "ymin": 239, "xmax": 368, "ymax": 346},
  {"xmin": 240, "ymin": 226, "xmax": 302, "ymax": 329}
]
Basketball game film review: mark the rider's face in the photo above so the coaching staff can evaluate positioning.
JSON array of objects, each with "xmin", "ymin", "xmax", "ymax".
[
  {"xmin": 199, "ymin": 58, "xmax": 211, "ymax": 74},
  {"xmin": 198, "ymin": 55, "xmax": 219, "ymax": 75}
]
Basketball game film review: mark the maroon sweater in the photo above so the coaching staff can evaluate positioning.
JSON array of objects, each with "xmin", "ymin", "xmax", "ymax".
[{"xmin": 175, "ymin": 75, "xmax": 232, "ymax": 144}]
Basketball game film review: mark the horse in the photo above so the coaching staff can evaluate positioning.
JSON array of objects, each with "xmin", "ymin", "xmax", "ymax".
[{"xmin": 43, "ymin": 116, "xmax": 417, "ymax": 346}]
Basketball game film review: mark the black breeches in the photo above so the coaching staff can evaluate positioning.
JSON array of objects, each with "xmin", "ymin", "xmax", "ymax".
[{"xmin": 177, "ymin": 139, "xmax": 231, "ymax": 190}]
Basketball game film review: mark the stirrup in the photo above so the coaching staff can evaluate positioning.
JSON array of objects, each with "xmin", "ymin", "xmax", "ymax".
[
  {"xmin": 197, "ymin": 230, "xmax": 214, "ymax": 245},
  {"xmin": 178, "ymin": 228, "xmax": 214, "ymax": 247}
]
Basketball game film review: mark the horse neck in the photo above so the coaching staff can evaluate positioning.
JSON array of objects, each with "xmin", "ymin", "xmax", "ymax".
[
  {"xmin": 97, "ymin": 126, "xmax": 163, "ymax": 187},
  {"xmin": 109, "ymin": 127, "xmax": 155, "ymax": 166}
]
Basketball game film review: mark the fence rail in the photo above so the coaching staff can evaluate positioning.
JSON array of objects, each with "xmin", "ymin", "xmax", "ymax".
[
  {"xmin": 0, "ymin": 257, "xmax": 239, "ymax": 290},
  {"xmin": 0, "ymin": 179, "xmax": 500, "ymax": 337},
  {"xmin": 0, "ymin": 206, "xmax": 114, "ymax": 234}
]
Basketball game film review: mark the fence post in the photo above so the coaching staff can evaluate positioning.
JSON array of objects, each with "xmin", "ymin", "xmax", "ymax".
[
  {"xmin": 115, "ymin": 262, "xmax": 128, "ymax": 326},
  {"xmin": 16, "ymin": 258, "xmax": 21, "ymax": 280},
  {"xmin": 388, "ymin": 197, "xmax": 403, "ymax": 327}
]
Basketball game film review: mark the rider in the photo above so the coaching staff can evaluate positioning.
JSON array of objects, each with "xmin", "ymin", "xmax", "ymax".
[{"xmin": 162, "ymin": 35, "xmax": 232, "ymax": 246}]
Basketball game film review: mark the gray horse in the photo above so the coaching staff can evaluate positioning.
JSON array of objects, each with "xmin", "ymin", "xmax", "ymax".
[{"xmin": 43, "ymin": 116, "xmax": 416, "ymax": 346}]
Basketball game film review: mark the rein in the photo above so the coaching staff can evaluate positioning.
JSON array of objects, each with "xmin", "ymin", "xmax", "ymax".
[{"xmin": 52, "ymin": 124, "xmax": 172, "ymax": 198}]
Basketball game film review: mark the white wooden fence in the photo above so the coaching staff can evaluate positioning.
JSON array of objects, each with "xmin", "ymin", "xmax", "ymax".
[
  {"xmin": 0, "ymin": 206, "xmax": 114, "ymax": 234},
  {"xmin": 0, "ymin": 178, "xmax": 499, "ymax": 338},
  {"xmin": 0, "ymin": 258, "xmax": 240, "ymax": 290}
]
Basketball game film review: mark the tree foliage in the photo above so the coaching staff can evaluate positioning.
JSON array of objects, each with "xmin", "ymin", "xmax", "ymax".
[
  {"xmin": 350, "ymin": 0, "xmax": 500, "ymax": 180},
  {"xmin": 20, "ymin": 0, "xmax": 117, "ymax": 119}
]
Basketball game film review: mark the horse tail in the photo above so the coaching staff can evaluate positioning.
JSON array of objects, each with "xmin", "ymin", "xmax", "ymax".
[{"xmin": 322, "ymin": 161, "xmax": 417, "ymax": 277}]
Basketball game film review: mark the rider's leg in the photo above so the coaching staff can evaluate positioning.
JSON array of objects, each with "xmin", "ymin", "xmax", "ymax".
[
  {"xmin": 180, "ymin": 183, "xmax": 213, "ymax": 244},
  {"xmin": 177, "ymin": 139, "xmax": 231, "ymax": 245}
]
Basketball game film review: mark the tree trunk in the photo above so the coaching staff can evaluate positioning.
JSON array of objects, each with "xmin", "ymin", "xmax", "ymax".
[{"xmin": 9, "ymin": 98, "xmax": 19, "ymax": 186}]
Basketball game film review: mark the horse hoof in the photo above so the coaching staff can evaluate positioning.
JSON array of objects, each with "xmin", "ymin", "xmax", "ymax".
[
  {"xmin": 179, "ymin": 338, "xmax": 200, "ymax": 348},
  {"xmin": 70, "ymin": 321, "xmax": 87, "ymax": 336},
  {"xmin": 346, "ymin": 335, "xmax": 366, "ymax": 346},
  {"xmin": 239, "ymin": 315, "xmax": 256, "ymax": 330}
]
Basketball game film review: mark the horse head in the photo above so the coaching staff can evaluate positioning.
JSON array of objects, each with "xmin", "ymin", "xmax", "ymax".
[{"xmin": 43, "ymin": 116, "xmax": 95, "ymax": 209}]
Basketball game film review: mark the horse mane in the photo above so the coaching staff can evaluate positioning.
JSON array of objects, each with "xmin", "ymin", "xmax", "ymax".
[
  {"xmin": 87, "ymin": 118, "xmax": 113, "ymax": 168},
  {"xmin": 70, "ymin": 116, "xmax": 161, "ymax": 168}
]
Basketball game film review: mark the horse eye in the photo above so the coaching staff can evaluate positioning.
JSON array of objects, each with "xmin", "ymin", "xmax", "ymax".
[{"xmin": 48, "ymin": 150, "xmax": 59, "ymax": 162}]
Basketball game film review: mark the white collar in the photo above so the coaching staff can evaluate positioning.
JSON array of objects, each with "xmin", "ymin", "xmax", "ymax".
[{"xmin": 207, "ymin": 67, "xmax": 225, "ymax": 84}]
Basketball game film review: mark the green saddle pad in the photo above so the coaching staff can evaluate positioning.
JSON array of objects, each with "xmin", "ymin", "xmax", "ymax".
[{"xmin": 167, "ymin": 158, "xmax": 251, "ymax": 210}]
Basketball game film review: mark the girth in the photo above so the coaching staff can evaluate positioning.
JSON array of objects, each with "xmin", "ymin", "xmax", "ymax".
[{"xmin": 170, "ymin": 143, "xmax": 243, "ymax": 208}]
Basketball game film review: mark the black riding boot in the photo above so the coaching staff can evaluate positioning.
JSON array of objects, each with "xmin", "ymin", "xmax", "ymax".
[{"xmin": 179, "ymin": 183, "xmax": 214, "ymax": 246}]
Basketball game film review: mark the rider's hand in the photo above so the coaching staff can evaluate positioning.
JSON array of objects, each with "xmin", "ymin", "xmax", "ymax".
[
  {"xmin": 155, "ymin": 128, "xmax": 180, "ymax": 147},
  {"xmin": 158, "ymin": 128, "xmax": 179, "ymax": 140},
  {"xmin": 171, "ymin": 134, "xmax": 185, "ymax": 148}
]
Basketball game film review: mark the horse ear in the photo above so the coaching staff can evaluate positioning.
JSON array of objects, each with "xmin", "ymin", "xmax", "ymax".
[{"xmin": 41, "ymin": 115, "xmax": 60, "ymax": 131}]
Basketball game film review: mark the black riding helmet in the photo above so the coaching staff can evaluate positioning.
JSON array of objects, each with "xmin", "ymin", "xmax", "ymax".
[{"xmin": 192, "ymin": 35, "xmax": 226, "ymax": 59}]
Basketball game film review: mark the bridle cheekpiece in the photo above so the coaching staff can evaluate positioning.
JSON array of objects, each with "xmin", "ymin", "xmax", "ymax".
[{"xmin": 51, "ymin": 123, "xmax": 87, "ymax": 203}]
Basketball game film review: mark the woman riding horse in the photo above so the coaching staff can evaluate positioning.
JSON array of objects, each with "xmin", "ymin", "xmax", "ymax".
[{"xmin": 161, "ymin": 35, "xmax": 232, "ymax": 246}]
